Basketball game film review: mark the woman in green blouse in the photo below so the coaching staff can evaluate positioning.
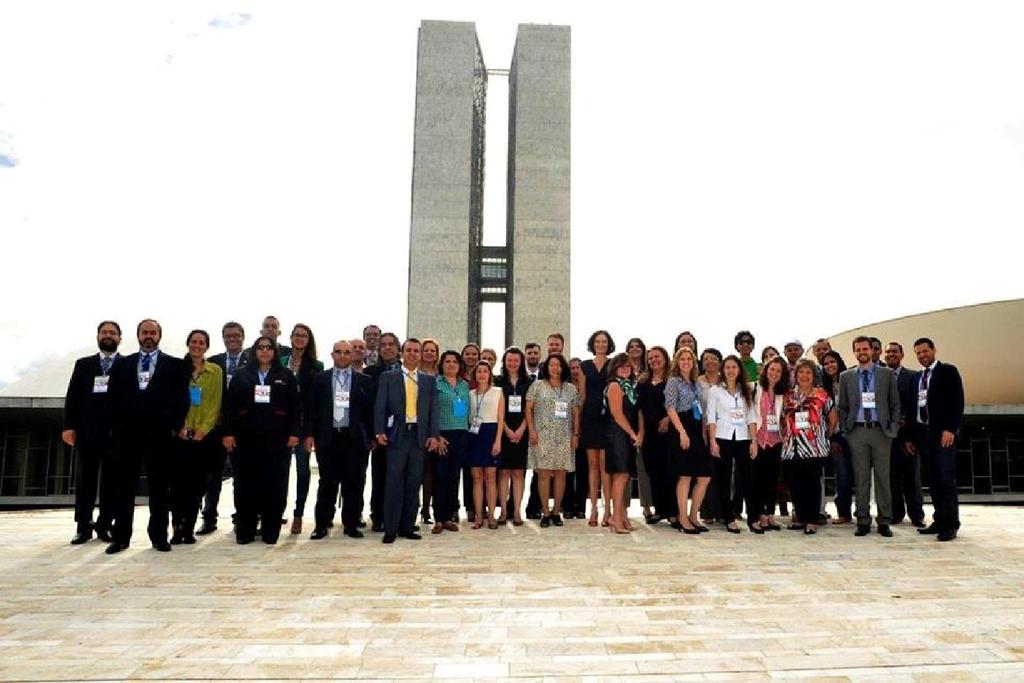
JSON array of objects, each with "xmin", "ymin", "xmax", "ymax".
[{"xmin": 172, "ymin": 329, "xmax": 222, "ymax": 545}]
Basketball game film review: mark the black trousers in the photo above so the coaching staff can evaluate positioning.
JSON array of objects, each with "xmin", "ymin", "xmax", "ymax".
[
  {"xmin": 783, "ymin": 458, "xmax": 824, "ymax": 525},
  {"xmin": 234, "ymin": 434, "xmax": 291, "ymax": 543},
  {"xmin": 525, "ymin": 470, "xmax": 541, "ymax": 514},
  {"xmin": 461, "ymin": 461, "xmax": 474, "ymax": 516},
  {"xmin": 642, "ymin": 434, "xmax": 678, "ymax": 518},
  {"xmin": 313, "ymin": 428, "xmax": 364, "ymax": 531},
  {"xmin": 713, "ymin": 438, "xmax": 748, "ymax": 524},
  {"xmin": 171, "ymin": 437, "xmax": 210, "ymax": 534},
  {"xmin": 890, "ymin": 440, "xmax": 924, "ymax": 523},
  {"xmin": 919, "ymin": 430, "xmax": 959, "ymax": 533},
  {"xmin": 111, "ymin": 430, "xmax": 173, "ymax": 545},
  {"xmin": 369, "ymin": 445, "xmax": 387, "ymax": 523},
  {"xmin": 73, "ymin": 436, "xmax": 116, "ymax": 533},
  {"xmin": 744, "ymin": 443, "xmax": 781, "ymax": 519},
  {"xmin": 199, "ymin": 435, "xmax": 230, "ymax": 524},
  {"xmin": 434, "ymin": 430, "xmax": 467, "ymax": 524},
  {"xmin": 731, "ymin": 452, "xmax": 746, "ymax": 518}
]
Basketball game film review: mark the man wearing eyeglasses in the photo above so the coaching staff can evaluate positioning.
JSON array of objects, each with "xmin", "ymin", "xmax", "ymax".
[{"xmin": 305, "ymin": 340, "xmax": 376, "ymax": 540}]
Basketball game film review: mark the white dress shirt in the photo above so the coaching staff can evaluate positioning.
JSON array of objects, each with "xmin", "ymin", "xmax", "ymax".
[{"xmin": 706, "ymin": 384, "xmax": 758, "ymax": 441}]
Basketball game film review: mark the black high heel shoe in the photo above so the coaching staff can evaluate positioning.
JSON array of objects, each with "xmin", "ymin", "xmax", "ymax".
[
  {"xmin": 747, "ymin": 523, "xmax": 765, "ymax": 535},
  {"xmin": 678, "ymin": 524, "xmax": 700, "ymax": 535}
]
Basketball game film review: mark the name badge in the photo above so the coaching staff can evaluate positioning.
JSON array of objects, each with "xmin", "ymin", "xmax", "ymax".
[
  {"xmin": 92, "ymin": 376, "xmax": 109, "ymax": 394},
  {"xmin": 691, "ymin": 402, "xmax": 703, "ymax": 420},
  {"xmin": 387, "ymin": 415, "xmax": 395, "ymax": 428},
  {"xmin": 795, "ymin": 411, "xmax": 811, "ymax": 431},
  {"xmin": 508, "ymin": 395, "xmax": 523, "ymax": 413},
  {"xmin": 917, "ymin": 389, "xmax": 928, "ymax": 408},
  {"xmin": 334, "ymin": 390, "xmax": 350, "ymax": 409},
  {"xmin": 138, "ymin": 371, "xmax": 151, "ymax": 390},
  {"xmin": 226, "ymin": 374, "xmax": 233, "ymax": 388},
  {"xmin": 453, "ymin": 398, "xmax": 468, "ymax": 418},
  {"xmin": 254, "ymin": 385, "xmax": 271, "ymax": 404},
  {"xmin": 862, "ymin": 391, "xmax": 876, "ymax": 409},
  {"xmin": 469, "ymin": 418, "xmax": 482, "ymax": 434},
  {"xmin": 766, "ymin": 414, "xmax": 780, "ymax": 433},
  {"xmin": 729, "ymin": 409, "xmax": 745, "ymax": 426},
  {"xmin": 189, "ymin": 385, "xmax": 202, "ymax": 407},
  {"xmin": 554, "ymin": 400, "xmax": 569, "ymax": 420}
]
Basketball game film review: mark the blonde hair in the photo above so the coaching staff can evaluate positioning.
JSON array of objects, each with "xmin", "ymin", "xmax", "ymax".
[{"xmin": 670, "ymin": 347, "xmax": 699, "ymax": 383}]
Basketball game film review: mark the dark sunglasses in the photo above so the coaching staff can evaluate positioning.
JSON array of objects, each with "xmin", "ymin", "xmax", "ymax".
[{"xmin": 255, "ymin": 344, "xmax": 274, "ymax": 351}]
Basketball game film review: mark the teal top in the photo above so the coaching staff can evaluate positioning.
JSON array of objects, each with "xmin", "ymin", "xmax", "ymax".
[{"xmin": 436, "ymin": 375, "xmax": 471, "ymax": 431}]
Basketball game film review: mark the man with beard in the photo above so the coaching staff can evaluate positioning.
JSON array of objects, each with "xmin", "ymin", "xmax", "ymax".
[
  {"xmin": 105, "ymin": 319, "xmax": 189, "ymax": 554},
  {"xmin": 62, "ymin": 321, "xmax": 123, "ymax": 545},
  {"xmin": 197, "ymin": 321, "xmax": 249, "ymax": 535}
]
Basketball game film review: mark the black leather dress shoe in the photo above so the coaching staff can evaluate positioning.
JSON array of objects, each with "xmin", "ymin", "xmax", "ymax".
[
  {"xmin": 310, "ymin": 528, "xmax": 329, "ymax": 540},
  {"xmin": 855, "ymin": 525, "xmax": 871, "ymax": 536},
  {"xmin": 96, "ymin": 528, "xmax": 112, "ymax": 542},
  {"xmin": 71, "ymin": 530, "xmax": 92, "ymax": 545},
  {"xmin": 877, "ymin": 524, "xmax": 893, "ymax": 537},
  {"xmin": 918, "ymin": 524, "xmax": 940, "ymax": 535},
  {"xmin": 105, "ymin": 541, "xmax": 129, "ymax": 554},
  {"xmin": 551, "ymin": 514, "xmax": 564, "ymax": 527},
  {"xmin": 371, "ymin": 521, "xmax": 384, "ymax": 533},
  {"xmin": 196, "ymin": 522, "xmax": 217, "ymax": 536},
  {"xmin": 183, "ymin": 534, "xmax": 197, "ymax": 545},
  {"xmin": 400, "ymin": 531, "xmax": 422, "ymax": 540},
  {"xmin": 539, "ymin": 515, "xmax": 551, "ymax": 528},
  {"xmin": 344, "ymin": 528, "xmax": 364, "ymax": 539},
  {"xmin": 152, "ymin": 540, "xmax": 172, "ymax": 552},
  {"xmin": 357, "ymin": 518, "xmax": 367, "ymax": 528},
  {"xmin": 170, "ymin": 532, "xmax": 184, "ymax": 545},
  {"xmin": 911, "ymin": 519, "xmax": 927, "ymax": 529},
  {"xmin": 747, "ymin": 524, "xmax": 765, "ymax": 535},
  {"xmin": 937, "ymin": 530, "xmax": 957, "ymax": 542},
  {"xmin": 236, "ymin": 535, "xmax": 254, "ymax": 545},
  {"xmin": 382, "ymin": 533, "xmax": 397, "ymax": 544}
]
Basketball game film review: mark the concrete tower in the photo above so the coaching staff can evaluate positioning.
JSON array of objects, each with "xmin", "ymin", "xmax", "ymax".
[{"xmin": 407, "ymin": 21, "xmax": 570, "ymax": 351}]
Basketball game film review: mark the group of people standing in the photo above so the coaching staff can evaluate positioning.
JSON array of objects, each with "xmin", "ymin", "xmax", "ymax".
[{"xmin": 61, "ymin": 317, "xmax": 965, "ymax": 554}]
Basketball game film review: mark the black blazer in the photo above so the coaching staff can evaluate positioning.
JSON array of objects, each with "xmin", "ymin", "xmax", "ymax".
[
  {"xmin": 221, "ymin": 363, "xmax": 301, "ymax": 441},
  {"xmin": 305, "ymin": 368, "xmax": 375, "ymax": 451},
  {"xmin": 208, "ymin": 350, "xmax": 250, "ymax": 387},
  {"xmin": 63, "ymin": 353, "xmax": 123, "ymax": 442},
  {"xmin": 108, "ymin": 351, "xmax": 189, "ymax": 437},
  {"xmin": 918, "ymin": 361, "xmax": 965, "ymax": 435},
  {"xmin": 893, "ymin": 366, "xmax": 921, "ymax": 442}
]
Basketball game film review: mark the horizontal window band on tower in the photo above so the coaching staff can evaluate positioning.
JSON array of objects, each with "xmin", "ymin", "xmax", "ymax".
[{"xmin": 476, "ymin": 246, "xmax": 510, "ymax": 303}]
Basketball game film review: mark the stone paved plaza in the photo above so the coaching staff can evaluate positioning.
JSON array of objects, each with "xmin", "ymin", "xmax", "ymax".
[{"xmin": 1, "ymin": 487, "xmax": 1023, "ymax": 682}]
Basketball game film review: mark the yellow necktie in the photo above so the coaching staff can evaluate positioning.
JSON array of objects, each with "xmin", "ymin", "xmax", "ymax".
[{"xmin": 404, "ymin": 371, "xmax": 418, "ymax": 422}]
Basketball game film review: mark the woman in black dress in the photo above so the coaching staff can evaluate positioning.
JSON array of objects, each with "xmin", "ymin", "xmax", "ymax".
[
  {"xmin": 497, "ymin": 346, "xmax": 531, "ymax": 525},
  {"xmin": 580, "ymin": 330, "xmax": 614, "ymax": 527},
  {"xmin": 605, "ymin": 353, "xmax": 643, "ymax": 534},
  {"xmin": 638, "ymin": 346, "xmax": 678, "ymax": 526}
]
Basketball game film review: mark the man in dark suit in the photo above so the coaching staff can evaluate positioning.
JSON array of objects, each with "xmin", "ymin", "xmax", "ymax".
[
  {"xmin": 373, "ymin": 338, "xmax": 440, "ymax": 543},
  {"xmin": 104, "ymin": 319, "xmax": 189, "ymax": 554},
  {"xmin": 306, "ymin": 340, "xmax": 375, "ymax": 539},
  {"xmin": 885, "ymin": 341, "xmax": 925, "ymax": 527},
  {"xmin": 838, "ymin": 336, "xmax": 901, "ymax": 537},
  {"xmin": 197, "ymin": 320, "xmax": 249, "ymax": 535},
  {"xmin": 62, "ymin": 320, "xmax": 123, "ymax": 545},
  {"xmin": 363, "ymin": 332, "xmax": 401, "ymax": 531},
  {"xmin": 909, "ymin": 337, "xmax": 965, "ymax": 542}
]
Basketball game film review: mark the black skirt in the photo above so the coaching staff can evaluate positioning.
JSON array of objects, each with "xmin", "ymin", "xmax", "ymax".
[
  {"xmin": 581, "ymin": 414, "xmax": 610, "ymax": 450},
  {"xmin": 605, "ymin": 427, "xmax": 634, "ymax": 475},
  {"xmin": 669, "ymin": 412, "xmax": 712, "ymax": 477}
]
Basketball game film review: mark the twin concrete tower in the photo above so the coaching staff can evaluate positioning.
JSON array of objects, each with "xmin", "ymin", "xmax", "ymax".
[{"xmin": 406, "ymin": 21, "xmax": 571, "ymax": 352}]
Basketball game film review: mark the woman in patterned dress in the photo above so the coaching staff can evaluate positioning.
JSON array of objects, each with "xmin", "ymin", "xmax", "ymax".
[
  {"xmin": 781, "ymin": 359, "xmax": 838, "ymax": 535},
  {"xmin": 526, "ymin": 354, "xmax": 580, "ymax": 528}
]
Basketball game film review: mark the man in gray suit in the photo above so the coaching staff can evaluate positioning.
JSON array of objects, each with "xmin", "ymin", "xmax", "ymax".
[
  {"xmin": 373, "ymin": 338, "xmax": 440, "ymax": 544},
  {"xmin": 838, "ymin": 336, "xmax": 902, "ymax": 537}
]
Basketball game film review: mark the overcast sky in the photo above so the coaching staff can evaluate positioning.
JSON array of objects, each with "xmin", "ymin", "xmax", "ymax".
[{"xmin": 2, "ymin": 0, "xmax": 1023, "ymax": 386}]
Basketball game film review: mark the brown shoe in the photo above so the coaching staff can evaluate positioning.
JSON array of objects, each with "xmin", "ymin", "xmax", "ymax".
[
  {"xmin": 431, "ymin": 523, "xmax": 443, "ymax": 534},
  {"xmin": 831, "ymin": 516, "xmax": 851, "ymax": 525},
  {"xmin": 443, "ymin": 521, "xmax": 459, "ymax": 532},
  {"xmin": 290, "ymin": 516, "xmax": 302, "ymax": 535}
]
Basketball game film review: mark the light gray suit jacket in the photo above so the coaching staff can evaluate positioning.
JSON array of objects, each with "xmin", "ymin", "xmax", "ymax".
[{"xmin": 837, "ymin": 364, "xmax": 901, "ymax": 438}]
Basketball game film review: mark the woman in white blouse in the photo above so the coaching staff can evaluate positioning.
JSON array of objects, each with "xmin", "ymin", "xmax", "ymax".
[
  {"xmin": 467, "ymin": 362, "xmax": 505, "ymax": 529},
  {"xmin": 706, "ymin": 355, "xmax": 758, "ymax": 533}
]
